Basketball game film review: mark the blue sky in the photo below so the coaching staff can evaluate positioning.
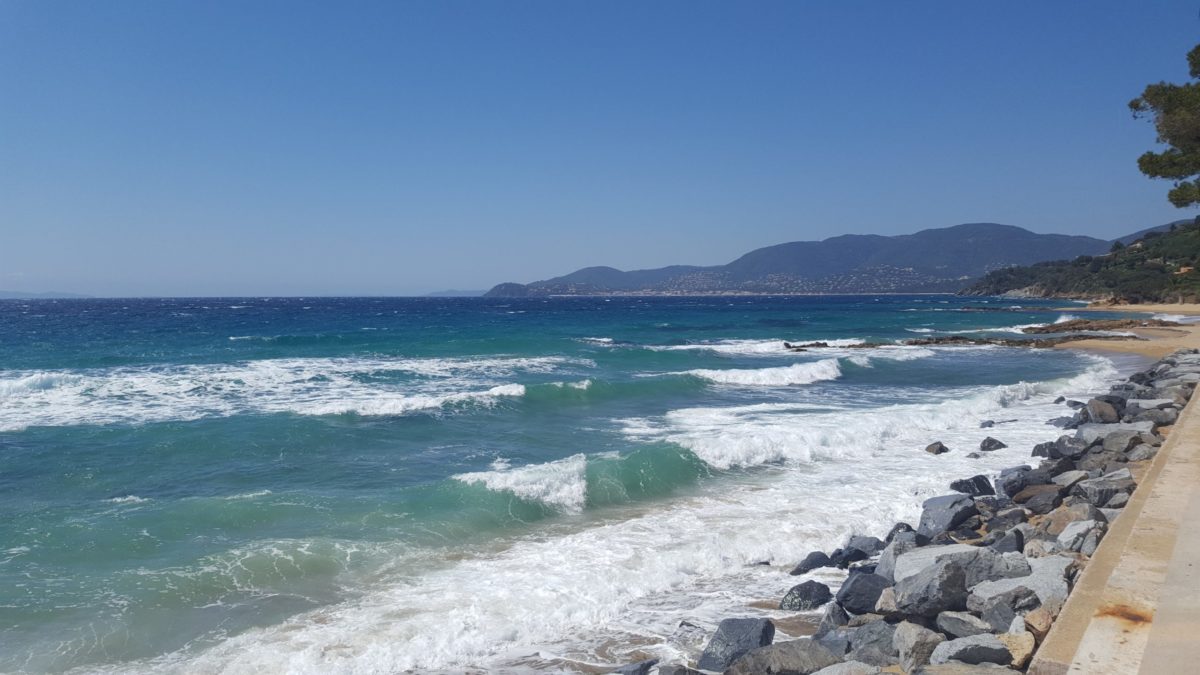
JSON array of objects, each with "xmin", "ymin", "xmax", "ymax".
[{"xmin": 2, "ymin": 1, "xmax": 1199, "ymax": 296}]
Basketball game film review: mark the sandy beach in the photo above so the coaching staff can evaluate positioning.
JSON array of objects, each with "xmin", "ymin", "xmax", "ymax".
[{"xmin": 1056, "ymin": 304, "xmax": 1200, "ymax": 358}]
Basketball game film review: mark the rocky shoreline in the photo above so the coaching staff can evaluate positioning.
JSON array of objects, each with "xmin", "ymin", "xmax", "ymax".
[
  {"xmin": 612, "ymin": 349, "xmax": 1200, "ymax": 675},
  {"xmin": 781, "ymin": 318, "xmax": 1185, "ymax": 352}
]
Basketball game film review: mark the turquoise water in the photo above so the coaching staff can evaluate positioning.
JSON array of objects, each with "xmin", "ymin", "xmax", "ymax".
[{"xmin": 0, "ymin": 296, "xmax": 1132, "ymax": 673}]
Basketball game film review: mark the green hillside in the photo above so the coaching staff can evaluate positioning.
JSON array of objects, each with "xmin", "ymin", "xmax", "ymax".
[{"xmin": 961, "ymin": 219, "xmax": 1200, "ymax": 303}]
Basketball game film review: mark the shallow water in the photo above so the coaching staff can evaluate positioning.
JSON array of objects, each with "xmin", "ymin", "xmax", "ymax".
[{"xmin": 0, "ymin": 295, "xmax": 1138, "ymax": 673}]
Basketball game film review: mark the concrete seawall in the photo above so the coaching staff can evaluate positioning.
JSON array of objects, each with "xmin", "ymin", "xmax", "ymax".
[{"xmin": 1029, "ymin": 375, "xmax": 1200, "ymax": 674}]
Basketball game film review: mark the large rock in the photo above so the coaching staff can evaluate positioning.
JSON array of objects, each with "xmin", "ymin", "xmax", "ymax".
[
  {"xmin": 892, "ymin": 544, "xmax": 1030, "ymax": 588},
  {"xmin": 792, "ymin": 551, "xmax": 834, "ymax": 575},
  {"xmin": 782, "ymin": 581, "xmax": 834, "ymax": 611},
  {"xmin": 875, "ymin": 531, "xmax": 920, "ymax": 583},
  {"xmin": 979, "ymin": 437, "xmax": 1007, "ymax": 451},
  {"xmin": 697, "ymin": 618, "xmax": 775, "ymax": 671},
  {"xmin": 1011, "ymin": 483, "xmax": 1063, "ymax": 504},
  {"xmin": 814, "ymin": 628, "xmax": 854, "ymax": 657},
  {"xmin": 830, "ymin": 547, "xmax": 870, "ymax": 569},
  {"xmin": 836, "ymin": 573, "xmax": 892, "ymax": 615},
  {"xmin": 1037, "ymin": 502, "xmax": 1105, "ymax": 537},
  {"xmin": 936, "ymin": 611, "xmax": 993, "ymax": 638},
  {"xmin": 968, "ymin": 555, "xmax": 1074, "ymax": 616},
  {"xmin": 725, "ymin": 638, "xmax": 841, "ymax": 675},
  {"xmin": 811, "ymin": 662, "xmax": 881, "ymax": 675},
  {"xmin": 1075, "ymin": 422, "xmax": 1154, "ymax": 445},
  {"xmin": 980, "ymin": 585, "xmax": 1040, "ymax": 631},
  {"xmin": 1057, "ymin": 519, "xmax": 1106, "ymax": 553},
  {"xmin": 815, "ymin": 602, "xmax": 849, "ymax": 636},
  {"xmin": 994, "ymin": 468, "xmax": 1031, "ymax": 498},
  {"xmin": 918, "ymin": 495, "xmax": 979, "ymax": 538},
  {"xmin": 1125, "ymin": 398, "xmax": 1174, "ymax": 413},
  {"xmin": 1023, "ymin": 490, "xmax": 1063, "ymax": 516},
  {"xmin": 989, "ymin": 528, "xmax": 1024, "ymax": 554},
  {"xmin": 926, "ymin": 441, "xmax": 951, "ymax": 455},
  {"xmin": 894, "ymin": 621, "xmax": 945, "ymax": 672},
  {"xmin": 950, "ymin": 475, "xmax": 995, "ymax": 496},
  {"xmin": 911, "ymin": 665, "xmax": 1014, "ymax": 674},
  {"xmin": 1073, "ymin": 469, "xmax": 1136, "ymax": 507},
  {"xmin": 998, "ymin": 631, "xmax": 1036, "ymax": 669},
  {"xmin": 1051, "ymin": 470, "xmax": 1089, "ymax": 489},
  {"xmin": 846, "ymin": 535, "xmax": 886, "ymax": 557},
  {"xmin": 893, "ymin": 559, "xmax": 968, "ymax": 616},
  {"xmin": 1085, "ymin": 398, "xmax": 1120, "ymax": 423},
  {"xmin": 844, "ymin": 620, "xmax": 899, "ymax": 667},
  {"xmin": 929, "ymin": 634, "xmax": 1012, "ymax": 666},
  {"xmin": 1101, "ymin": 430, "xmax": 1141, "ymax": 453}
]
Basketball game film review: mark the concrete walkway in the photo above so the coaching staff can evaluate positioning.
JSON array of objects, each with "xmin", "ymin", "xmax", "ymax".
[{"xmin": 1029, "ymin": 389, "xmax": 1200, "ymax": 674}]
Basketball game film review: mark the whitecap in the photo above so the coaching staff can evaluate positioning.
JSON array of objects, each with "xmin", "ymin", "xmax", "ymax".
[
  {"xmin": 454, "ymin": 454, "xmax": 588, "ymax": 512},
  {"xmin": 682, "ymin": 358, "xmax": 843, "ymax": 387}
]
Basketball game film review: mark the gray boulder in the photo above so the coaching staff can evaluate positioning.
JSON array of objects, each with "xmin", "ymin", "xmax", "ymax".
[
  {"xmin": 929, "ymin": 634, "xmax": 1012, "ymax": 666},
  {"xmin": 936, "ymin": 611, "xmax": 993, "ymax": 638},
  {"xmin": 1128, "ymin": 444, "xmax": 1158, "ymax": 461},
  {"xmin": 994, "ymin": 468, "xmax": 1030, "ymax": 498},
  {"xmin": 989, "ymin": 529, "xmax": 1024, "ymax": 554},
  {"xmin": 926, "ymin": 441, "xmax": 950, "ymax": 455},
  {"xmin": 894, "ymin": 559, "xmax": 968, "ymax": 616},
  {"xmin": 979, "ymin": 437, "xmax": 1007, "ymax": 451},
  {"xmin": 836, "ymin": 573, "xmax": 891, "ymax": 615},
  {"xmin": 894, "ymin": 621, "xmax": 946, "ymax": 672},
  {"xmin": 697, "ymin": 618, "xmax": 775, "ymax": 671},
  {"xmin": 1051, "ymin": 470, "xmax": 1089, "ymax": 489},
  {"xmin": 792, "ymin": 551, "xmax": 834, "ymax": 575},
  {"xmin": 950, "ymin": 475, "xmax": 995, "ymax": 496},
  {"xmin": 847, "ymin": 535, "xmax": 886, "ymax": 557},
  {"xmin": 814, "ymin": 627, "xmax": 854, "ymax": 656},
  {"xmin": 968, "ymin": 555, "xmax": 1074, "ymax": 616},
  {"xmin": 1086, "ymin": 398, "xmax": 1120, "ymax": 423},
  {"xmin": 875, "ymin": 531, "xmax": 920, "ymax": 583},
  {"xmin": 980, "ymin": 585, "xmax": 1040, "ymax": 631},
  {"xmin": 1057, "ymin": 519, "xmax": 1106, "ymax": 553},
  {"xmin": 815, "ymin": 602, "xmax": 848, "ymax": 637},
  {"xmin": 1073, "ymin": 469, "xmax": 1136, "ymax": 507},
  {"xmin": 1101, "ymin": 430, "xmax": 1141, "ymax": 453},
  {"xmin": 918, "ymin": 494, "xmax": 979, "ymax": 538},
  {"xmin": 725, "ymin": 638, "xmax": 841, "ymax": 675},
  {"xmin": 912, "ymin": 664, "xmax": 1013, "ymax": 674},
  {"xmin": 811, "ymin": 662, "xmax": 881, "ymax": 675},
  {"xmin": 1075, "ymin": 422, "xmax": 1154, "ymax": 445},
  {"xmin": 892, "ymin": 544, "xmax": 1030, "ymax": 588},
  {"xmin": 782, "ymin": 581, "xmax": 833, "ymax": 611}
]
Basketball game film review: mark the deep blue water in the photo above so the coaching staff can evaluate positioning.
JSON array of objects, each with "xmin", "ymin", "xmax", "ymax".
[{"xmin": 0, "ymin": 295, "xmax": 1134, "ymax": 673}]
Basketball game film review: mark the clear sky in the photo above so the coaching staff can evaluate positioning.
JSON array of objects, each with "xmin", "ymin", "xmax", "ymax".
[{"xmin": 2, "ymin": 1, "xmax": 1199, "ymax": 296}]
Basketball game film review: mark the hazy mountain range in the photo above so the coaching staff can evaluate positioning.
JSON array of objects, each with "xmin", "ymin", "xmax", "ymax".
[{"xmin": 485, "ymin": 223, "xmax": 1132, "ymax": 296}]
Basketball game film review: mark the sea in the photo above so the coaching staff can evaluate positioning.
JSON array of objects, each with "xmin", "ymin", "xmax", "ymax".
[{"xmin": 0, "ymin": 295, "xmax": 1145, "ymax": 674}]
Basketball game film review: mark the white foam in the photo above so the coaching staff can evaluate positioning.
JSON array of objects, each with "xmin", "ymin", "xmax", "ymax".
[
  {"xmin": 646, "ymin": 338, "xmax": 866, "ymax": 356},
  {"xmin": 114, "ymin": 355, "xmax": 1122, "ymax": 675},
  {"xmin": 682, "ymin": 358, "xmax": 843, "ymax": 386},
  {"xmin": 0, "ymin": 356, "xmax": 583, "ymax": 431},
  {"xmin": 105, "ymin": 496, "xmax": 150, "ymax": 504},
  {"xmin": 1153, "ymin": 313, "xmax": 1200, "ymax": 324},
  {"xmin": 630, "ymin": 355, "xmax": 1118, "ymax": 471},
  {"xmin": 454, "ymin": 454, "xmax": 589, "ymax": 512}
]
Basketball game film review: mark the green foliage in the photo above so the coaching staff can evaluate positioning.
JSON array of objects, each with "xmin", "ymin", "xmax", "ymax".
[
  {"xmin": 962, "ymin": 220, "xmax": 1200, "ymax": 303},
  {"xmin": 1131, "ymin": 44, "xmax": 1200, "ymax": 207}
]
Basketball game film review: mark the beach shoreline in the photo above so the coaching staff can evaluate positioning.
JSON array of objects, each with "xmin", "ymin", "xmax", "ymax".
[{"xmin": 1052, "ymin": 303, "xmax": 1200, "ymax": 359}]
